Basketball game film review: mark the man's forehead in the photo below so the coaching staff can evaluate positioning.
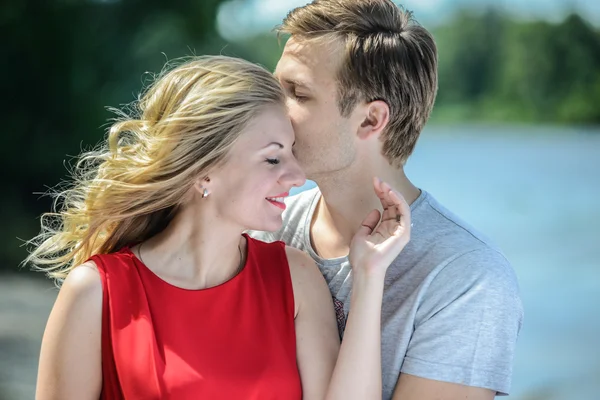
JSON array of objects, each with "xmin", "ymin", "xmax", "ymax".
[
  {"xmin": 283, "ymin": 36, "xmax": 342, "ymax": 66},
  {"xmin": 277, "ymin": 37, "xmax": 343, "ymax": 84},
  {"xmin": 274, "ymin": 61, "xmax": 311, "ymax": 88}
]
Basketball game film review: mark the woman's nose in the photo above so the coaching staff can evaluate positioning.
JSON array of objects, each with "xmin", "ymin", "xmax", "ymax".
[{"xmin": 282, "ymin": 160, "xmax": 306, "ymax": 188}]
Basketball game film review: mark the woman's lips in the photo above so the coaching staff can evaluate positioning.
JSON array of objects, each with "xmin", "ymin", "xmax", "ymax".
[
  {"xmin": 266, "ymin": 192, "xmax": 289, "ymax": 210},
  {"xmin": 267, "ymin": 198, "xmax": 286, "ymax": 210}
]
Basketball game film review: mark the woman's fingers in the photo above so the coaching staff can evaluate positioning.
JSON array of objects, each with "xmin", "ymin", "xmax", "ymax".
[
  {"xmin": 368, "ymin": 177, "xmax": 412, "ymax": 241},
  {"xmin": 374, "ymin": 177, "xmax": 394, "ymax": 210},
  {"xmin": 389, "ymin": 189, "xmax": 411, "ymax": 232},
  {"xmin": 371, "ymin": 183, "xmax": 411, "ymax": 239},
  {"xmin": 355, "ymin": 209, "xmax": 382, "ymax": 241},
  {"xmin": 351, "ymin": 180, "xmax": 413, "ymax": 272}
]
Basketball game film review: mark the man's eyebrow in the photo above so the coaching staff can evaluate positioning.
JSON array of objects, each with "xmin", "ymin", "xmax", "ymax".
[{"xmin": 281, "ymin": 78, "xmax": 311, "ymax": 89}]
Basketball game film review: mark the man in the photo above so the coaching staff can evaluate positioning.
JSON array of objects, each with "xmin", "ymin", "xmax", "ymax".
[{"xmin": 251, "ymin": 0, "xmax": 523, "ymax": 399}]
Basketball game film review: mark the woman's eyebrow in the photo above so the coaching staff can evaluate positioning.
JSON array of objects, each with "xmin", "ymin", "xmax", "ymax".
[{"xmin": 262, "ymin": 142, "xmax": 285, "ymax": 149}]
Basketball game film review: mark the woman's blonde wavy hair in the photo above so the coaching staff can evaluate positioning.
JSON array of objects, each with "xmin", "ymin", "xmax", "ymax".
[{"xmin": 24, "ymin": 55, "xmax": 285, "ymax": 284}]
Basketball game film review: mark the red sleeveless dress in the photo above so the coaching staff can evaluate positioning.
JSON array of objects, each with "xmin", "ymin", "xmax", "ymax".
[{"xmin": 91, "ymin": 235, "xmax": 301, "ymax": 399}]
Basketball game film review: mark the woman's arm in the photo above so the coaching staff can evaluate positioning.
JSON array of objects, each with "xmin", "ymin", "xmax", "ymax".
[
  {"xmin": 36, "ymin": 262, "xmax": 103, "ymax": 400},
  {"xmin": 289, "ymin": 249, "xmax": 387, "ymax": 400},
  {"xmin": 287, "ymin": 247, "xmax": 340, "ymax": 399},
  {"xmin": 291, "ymin": 178, "xmax": 411, "ymax": 400}
]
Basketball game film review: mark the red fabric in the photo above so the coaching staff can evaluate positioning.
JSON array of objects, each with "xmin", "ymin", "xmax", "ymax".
[{"xmin": 92, "ymin": 234, "xmax": 301, "ymax": 399}]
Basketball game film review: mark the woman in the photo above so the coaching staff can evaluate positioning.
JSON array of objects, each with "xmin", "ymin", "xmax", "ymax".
[{"xmin": 26, "ymin": 55, "xmax": 411, "ymax": 399}]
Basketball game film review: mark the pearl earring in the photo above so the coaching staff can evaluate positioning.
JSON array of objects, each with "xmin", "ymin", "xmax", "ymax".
[{"xmin": 202, "ymin": 188, "xmax": 209, "ymax": 198}]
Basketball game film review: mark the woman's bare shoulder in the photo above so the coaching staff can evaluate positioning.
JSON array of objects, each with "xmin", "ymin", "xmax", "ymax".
[
  {"xmin": 284, "ymin": 246, "xmax": 330, "ymax": 317},
  {"xmin": 57, "ymin": 261, "xmax": 103, "ymax": 306}
]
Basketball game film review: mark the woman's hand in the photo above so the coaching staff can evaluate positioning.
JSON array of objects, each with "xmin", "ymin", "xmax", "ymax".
[{"xmin": 349, "ymin": 177, "xmax": 412, "ymax": 278}]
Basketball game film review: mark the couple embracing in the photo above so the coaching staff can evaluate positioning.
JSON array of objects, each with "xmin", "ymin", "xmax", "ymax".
[{"xmin": 29, "ymin": 1, "xmax": 522, "ymax": 399}]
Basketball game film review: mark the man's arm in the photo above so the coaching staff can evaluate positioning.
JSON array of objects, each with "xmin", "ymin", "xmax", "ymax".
[
  {"xmin": 392, "ymin": 374, "xmax": 495, "ymax": 400},
  {"xmin": 392, "ymin": 248, "xmax": 524, "ymax": 399}
]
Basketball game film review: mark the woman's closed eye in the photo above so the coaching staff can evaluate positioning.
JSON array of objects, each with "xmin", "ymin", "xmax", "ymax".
[{"xmin": 266, "ymin": 158, "xmax": 280, "ymax": 165}]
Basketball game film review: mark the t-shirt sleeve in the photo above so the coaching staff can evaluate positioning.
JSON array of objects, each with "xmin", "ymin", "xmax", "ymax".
[{"xmin": 400, "ymin": 248, "xmax": 524, "ymax": 395}]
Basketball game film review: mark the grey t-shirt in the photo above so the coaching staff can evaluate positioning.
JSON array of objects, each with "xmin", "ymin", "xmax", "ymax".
[{"xmin": 250, "ymin": 187, "xmax": 523, "ymax": 399}]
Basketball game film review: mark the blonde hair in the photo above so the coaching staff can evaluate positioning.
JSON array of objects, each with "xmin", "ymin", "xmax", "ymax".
[
  {"xmin": 24, "ymin": 55, "xmax": 285, "ymax": 283},
  {"xmin": 278, "ymin": 0, "xmax": 438, "ymax": 166}
]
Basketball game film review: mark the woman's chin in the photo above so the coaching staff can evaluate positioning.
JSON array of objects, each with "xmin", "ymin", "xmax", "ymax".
[{"xmin": 249, "ymin": 218, "xmax": 283, "ymax": 234}]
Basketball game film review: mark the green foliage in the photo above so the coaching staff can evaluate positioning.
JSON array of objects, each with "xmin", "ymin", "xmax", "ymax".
[
  {"xmin": 432, "ymin": 11, "xmax": 600, "ymax": 124},
  {"xmin": 4, "ymin": 0, "xmax": 230, "ymax": 271}
]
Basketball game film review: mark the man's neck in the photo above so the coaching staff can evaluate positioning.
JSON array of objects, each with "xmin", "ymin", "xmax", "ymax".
[{"xmin": 310, "ymin": 165, "xmax": 420, "ymax": 259}]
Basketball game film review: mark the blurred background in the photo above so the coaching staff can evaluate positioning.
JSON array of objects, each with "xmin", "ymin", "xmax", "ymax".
[{"xmin": 2, "ymin": 0, "xmax": 599, "ymax": 399}]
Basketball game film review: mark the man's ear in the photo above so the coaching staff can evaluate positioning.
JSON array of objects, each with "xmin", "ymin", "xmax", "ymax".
[{"xmin": 357, "ymin": 100, "xmax": 390, "ymax": 140}]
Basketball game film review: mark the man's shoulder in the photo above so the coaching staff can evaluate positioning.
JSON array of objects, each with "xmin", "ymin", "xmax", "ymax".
[
  {"xmin": 382, "ymin": 192, "xmax": 522, "ymax": 397},
  {"xmin": 406, "ymin": 191, "xmax": 518, "ymax": 286},
  {"xmin": 414, "ymin": 191, "xmax": 503, "ymax": 253}
]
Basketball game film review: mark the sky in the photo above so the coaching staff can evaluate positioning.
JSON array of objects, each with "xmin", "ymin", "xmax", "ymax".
[{"xmin": 217, "ymin": 0, "xmax": 600, "ymax": 41}]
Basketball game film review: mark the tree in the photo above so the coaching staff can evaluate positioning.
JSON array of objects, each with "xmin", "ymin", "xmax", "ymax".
[{"xmin": 3, "ymin": 0, "xmax": 229, "ymax": 272}]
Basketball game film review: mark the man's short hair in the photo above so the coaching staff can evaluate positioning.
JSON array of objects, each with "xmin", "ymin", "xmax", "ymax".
[{"xmin": 278, "ymin": 0, "xmax": 438, "ymax": 166}]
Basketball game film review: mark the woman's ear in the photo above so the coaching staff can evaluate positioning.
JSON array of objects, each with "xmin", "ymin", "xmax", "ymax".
[
  {"xmin": 193, "ymin": 176, "xmax": 211, "ymax": 198},
  {"xmin": 357, "ymin": 100, "xmax": 390, "ymax": 140}
]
